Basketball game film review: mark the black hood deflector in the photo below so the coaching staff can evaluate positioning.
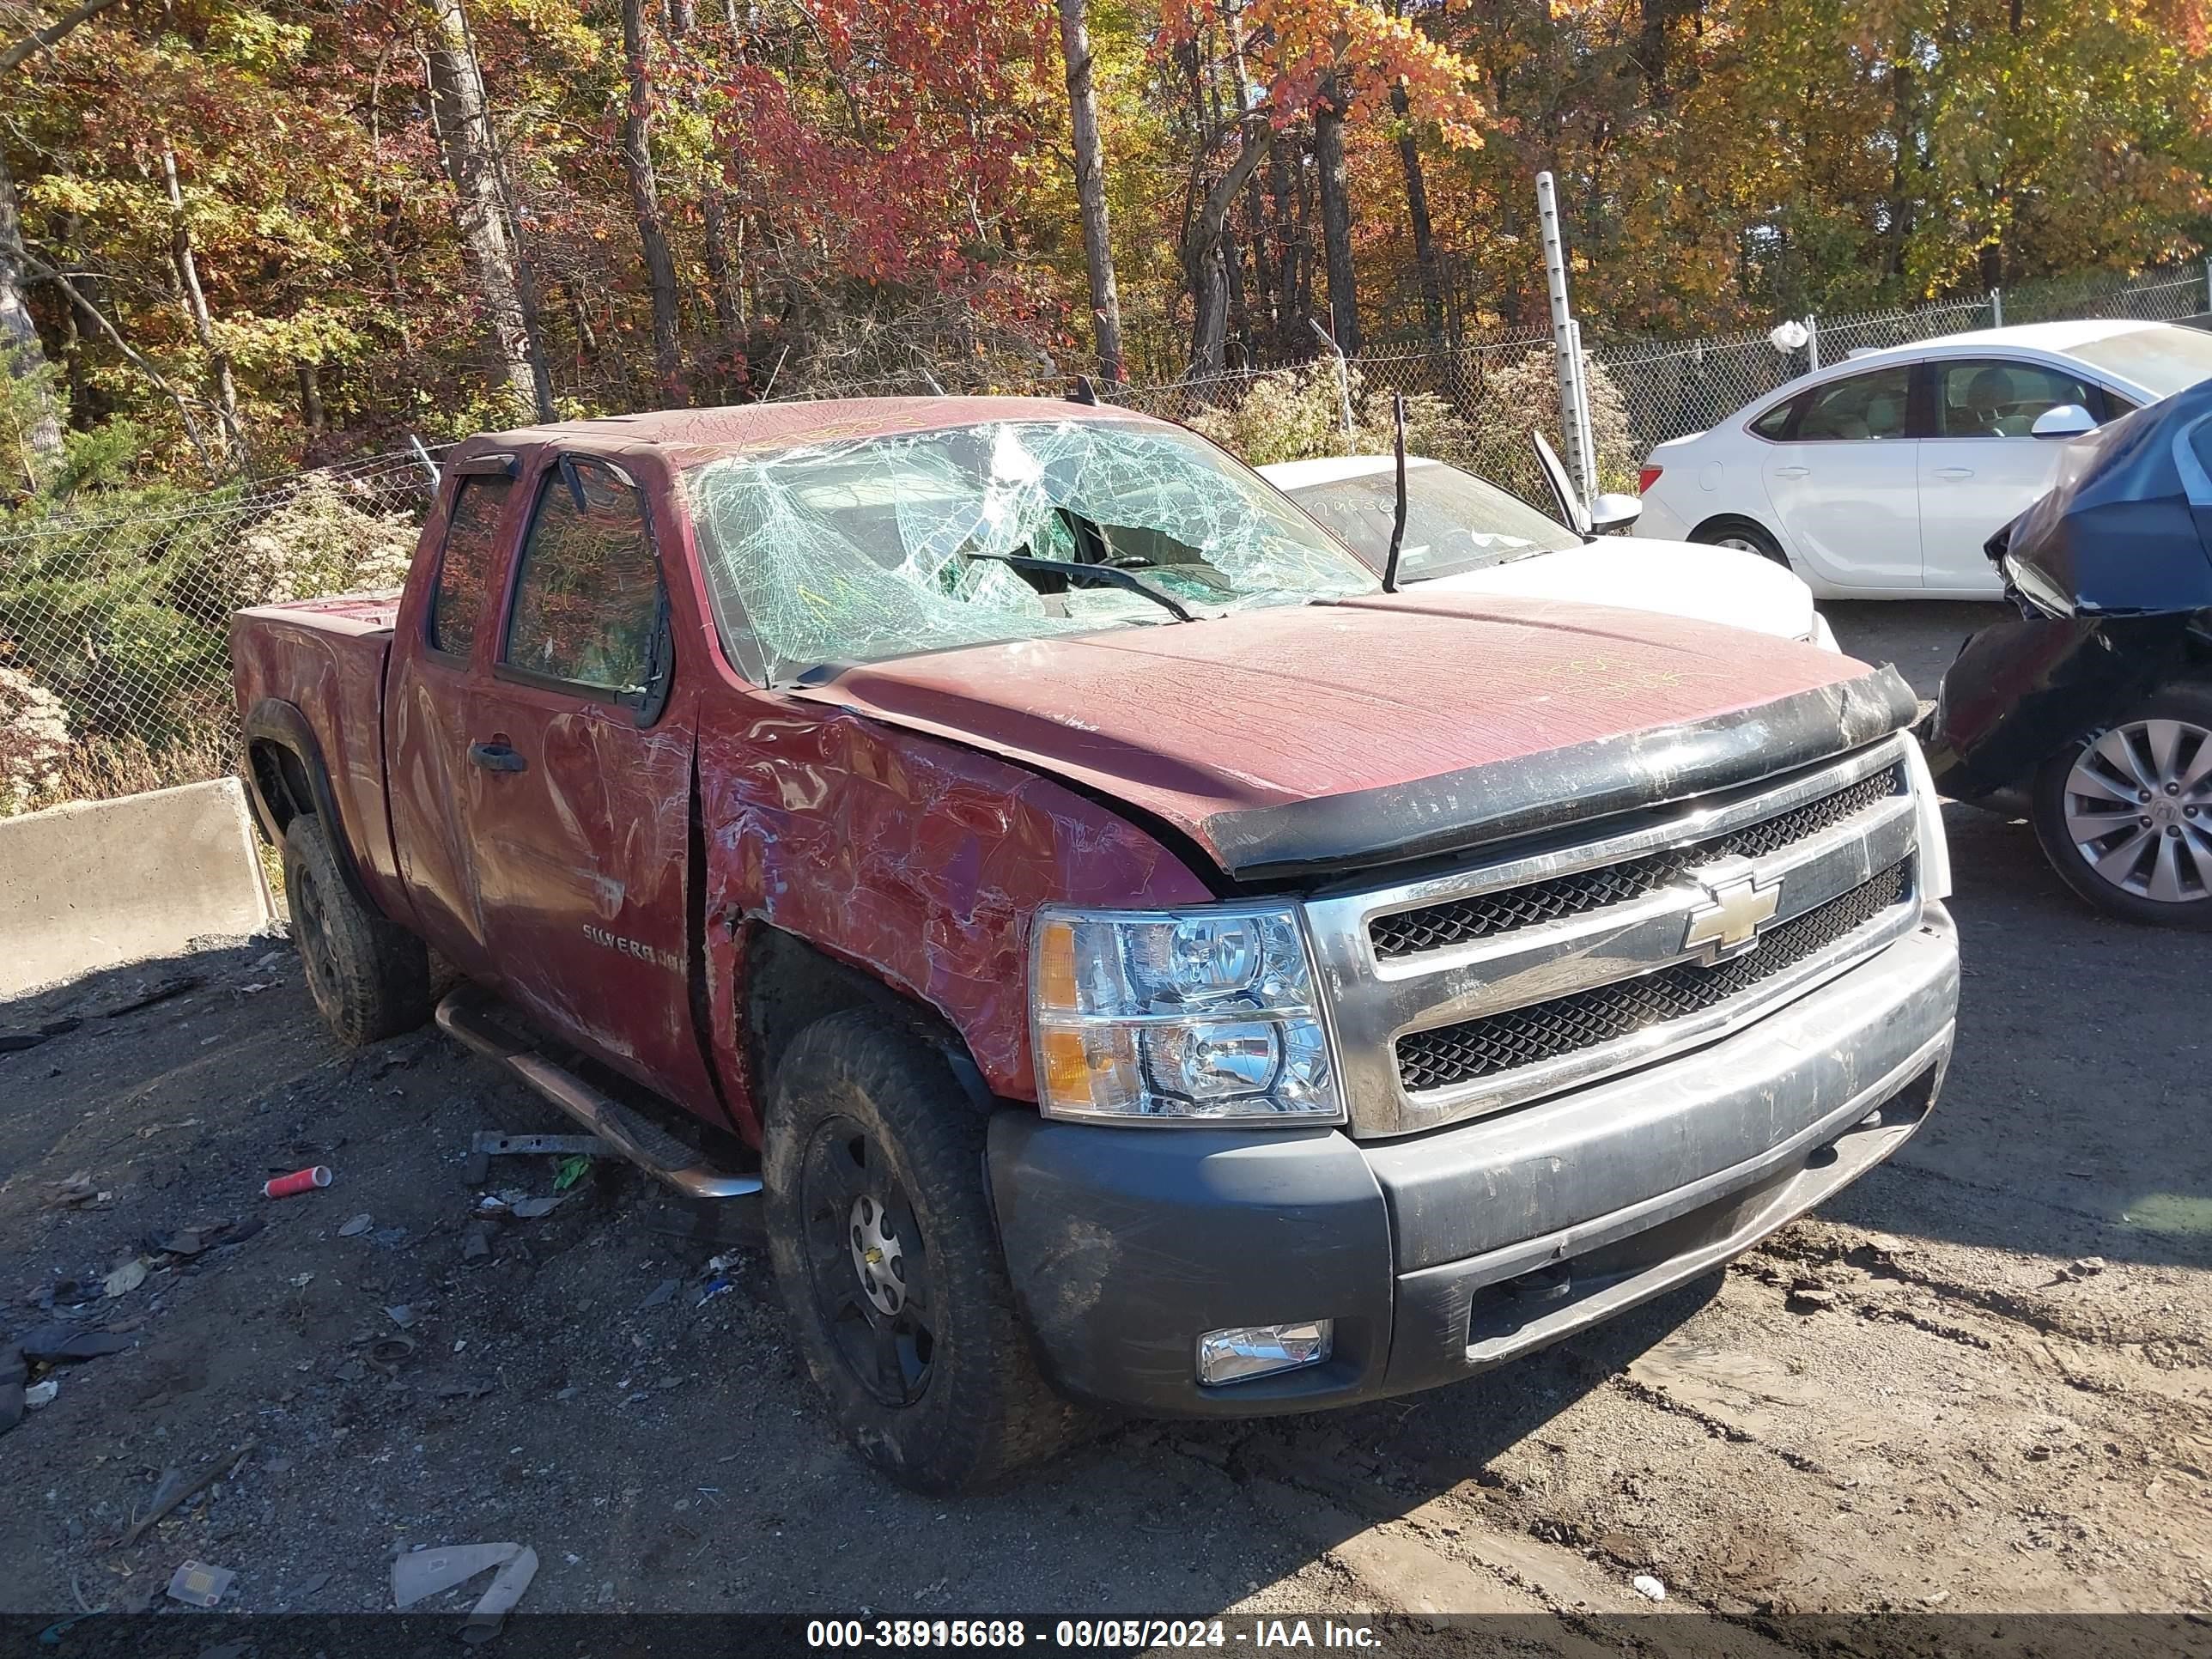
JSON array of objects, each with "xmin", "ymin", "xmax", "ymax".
[{"xmin": 1203, "ymin": 665, "xmax": 1920, "ymax": 883}]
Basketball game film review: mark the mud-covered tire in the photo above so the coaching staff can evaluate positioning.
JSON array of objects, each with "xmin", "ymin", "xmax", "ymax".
[
  {"xmin": 2031, "ymin": 681, "xmax": 2212, "ymax": 930},
  {"xmin": 763, "ymin": 1009, "xmax": 1086, "ymax": 1492},
  {"xmin": 282, "ymin": 814, "xmax": 433, "ymax": 1043}
]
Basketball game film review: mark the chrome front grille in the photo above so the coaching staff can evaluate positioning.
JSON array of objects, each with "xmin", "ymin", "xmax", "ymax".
[
  {"xmin": 1395, "ymin": 861, "xmax": 1908, "ymax": 1093},
  {"xmin": 1304, "ymin": 737, "xmax": 1922, "ymax": 1139},
  {"xmin": 1368, "ymin": 764, "xmax": 1904, "ymax": 958}
]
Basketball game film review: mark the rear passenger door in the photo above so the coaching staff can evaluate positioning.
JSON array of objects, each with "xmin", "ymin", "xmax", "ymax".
[
  {"xmin": 1917, "ymin": 357, "xmax": 2106, "ymax": 594},
  {"xmin": 387, "ymin": 457, "xmax": 519, "ymax": 982},
  {"xmin": 1759, "ymin": 364, "xmax": 1923, "ymax": 591},
  {"xmin": 457, "ymin": 453, "xmax": 716, "ymax": 1109}
]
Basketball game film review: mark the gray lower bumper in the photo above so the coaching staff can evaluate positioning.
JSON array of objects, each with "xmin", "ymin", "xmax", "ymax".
[{"xmin": 988, "ymin": 905, "xmax": 1959, "ymax": 1418}]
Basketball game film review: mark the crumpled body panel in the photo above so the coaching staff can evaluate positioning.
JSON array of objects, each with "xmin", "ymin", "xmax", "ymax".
[
  {"xmin": 696, "ymin": 704, "xmax": 1212, "ymax": 1134},
  {"xmin": 1930, "ymin": 380, "xmax": 2212, "ymax": 797}
]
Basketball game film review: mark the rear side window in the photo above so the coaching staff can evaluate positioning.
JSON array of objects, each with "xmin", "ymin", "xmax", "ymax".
[
  {"xmin": 1789, "ymin": 367, "xmax": 1912, "ymax": 442},
  {"xmin": 502, "ymin": 459, "xmax": 665, "ymax": 693},
  {"xmin": 1749, "ymin": 397, "xmax": 1799, "ymax": 440},
  {"xmin": 428, "ymin": 477, "xmax": 512, "ymax": 657},
  {"xmin": 1935, "ymin": 358, "xmax": 2099, "ymax": 438}
]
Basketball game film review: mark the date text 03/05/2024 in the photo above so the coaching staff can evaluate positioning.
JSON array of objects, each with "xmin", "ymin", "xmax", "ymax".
[{"xmin": 804, "ymin": 1620, "xmax": 1385, "ymax": 1650}]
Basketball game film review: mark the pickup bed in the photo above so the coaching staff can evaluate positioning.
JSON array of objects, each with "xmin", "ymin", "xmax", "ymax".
[{"xmin": 232, "ymin": 396, "xmax": 1959, "ymax": 1492}]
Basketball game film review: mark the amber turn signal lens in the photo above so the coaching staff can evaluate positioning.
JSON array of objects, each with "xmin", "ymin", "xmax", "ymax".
[{"xmin": 1034, "ymin": 918, "xmax": 1079, "ymax": 1013}]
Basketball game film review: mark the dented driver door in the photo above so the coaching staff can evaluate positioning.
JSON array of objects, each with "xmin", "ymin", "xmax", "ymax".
[{"xmin": 457, "ymin": 452, "xmax": 716, "ymax": 1111}]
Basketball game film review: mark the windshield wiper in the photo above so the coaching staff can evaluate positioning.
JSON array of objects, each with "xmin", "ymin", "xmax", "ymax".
[{"xmin": 961, "ymin": 551, "xmax": 1196, "ymax": 623}]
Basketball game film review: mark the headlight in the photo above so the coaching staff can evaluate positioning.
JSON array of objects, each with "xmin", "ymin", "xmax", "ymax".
[
  {"xmin": 1901, "ymin": 738, "xmax": 1953, "ymax": 902},
  {"xmin": 1029, "ymin": 905, "xmax": 1343, "ymax": 1125}
]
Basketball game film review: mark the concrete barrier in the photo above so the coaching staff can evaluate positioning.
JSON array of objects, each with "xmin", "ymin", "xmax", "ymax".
[{"xmin": 0, "ymin": 778, "xmax": 275, "ymax": 998}]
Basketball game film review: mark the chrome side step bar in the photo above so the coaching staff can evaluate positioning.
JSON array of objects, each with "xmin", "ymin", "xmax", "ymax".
[{"xmin": 434, "ymin": 987, "xmax": 762, "ymax": 1201}]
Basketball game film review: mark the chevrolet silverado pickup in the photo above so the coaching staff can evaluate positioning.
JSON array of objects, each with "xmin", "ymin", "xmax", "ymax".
[{"xmin": 230, "ymin": 397, "xmax": 1960, "ymax": 1493}]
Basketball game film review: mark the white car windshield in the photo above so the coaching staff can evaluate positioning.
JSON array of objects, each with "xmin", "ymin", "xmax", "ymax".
[
  {"xmin": 1287, "ymin": 461, "xmax": 1583, "ymax": 580},
  {"xmin": 2068, "ymin": 326, "xmax": 2212, "ymax": 401},
  {"xmin": 684, "ymin": 418, "xmax": 1377, "ymax": 683}
]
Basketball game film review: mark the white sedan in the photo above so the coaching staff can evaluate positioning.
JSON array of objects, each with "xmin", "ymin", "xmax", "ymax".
[
  {"xmin": 1263, "ymin": 451, "xmax": 1836, "ymax": 647},
  {"xmin": 1635, "ymin": 319, "xmax": 2212, "ymax": 599}
]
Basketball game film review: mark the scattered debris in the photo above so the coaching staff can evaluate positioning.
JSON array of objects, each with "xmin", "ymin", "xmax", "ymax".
[
  {"xmin": 2026, "ymin": 1444, "xmax": 2054, "ymax": 1462},
  {"xmin": 554, "ymin": 1154, "xmax": 592, "ymax": 1191},
  {"xmin": 103, "ymin": 975, "xmax": 204, "ymax": 1019},
  {"xmin": 696, "ymin": 1279, "xmax": 733, "ymax": 1308},
  {"xmin": 1784, "ymin": 1279, "xmax": 1838, "ymax": 1313},
  {"xmin": 289, "ymin": 1570, "xmax": 331, "ymax": 1601},
  {"xmin": 165, "ymin": 1559, "xmax": 235, "ymax": 1608},
  {"xmin": 19, "ymin": 1326, "xmax": 131, "ymax": 1364},
  {"xmin": 41, "ymin": 1175, "xmax": 100, "ymax": 1210},
  {"xmin": 148, "ymin": 1218, "xmax": 263, "ymax": 1258},
  {"xmin": 386, "ymin": 1304, "xmax": 417, "ymax": 1329},
  {"xmin": 638, "ymin": 1278, "xmax": 678, "ymax": 1311},
  {"xmin": 239, "ymin": 981, "xmax": 275, "ymax": 995},
  {"xmin": 2057, "ymin": 1256, "xmax": 2108, "ymax": 1283},
  {"xmin": 391, "ymin": 1541, "xmax": 538, "ymax": 1638},
  {"xmin": 102, "ymin": 1259, "xmax": 149, "ymax": 1299},
  {"xmin": 121, "ymin": 1439, "xmax": 258, "ymax": 1547},
  {"xmin": 509, "ymin": 1195, "xmax": 562, "ymax": 1219},
  {"xmin": 1632, "ymin": 1574, "xmax": 1668, "ymax": 1602},
  {"xmin": 25, "ymin": 1378, "xmax": 58, "ymax": 1410},
  {"xmin": 465, "ymin": 1130, "xmax": 605, "ymax": 1186},
  {"xmin": 459, "ymin": 1222, "xmax": 492, "ymax": 1263},
  {"xmin": 337, "ymin": 1213, "xmax": 374, "ymax": 1237},
  {"xmin": 1, "ymin": 1018, "xmax": 79, "ymax": 1054},
  {"xmin": 264, "ymin": 1164, "xmax": 333, "ymax": 1200}
]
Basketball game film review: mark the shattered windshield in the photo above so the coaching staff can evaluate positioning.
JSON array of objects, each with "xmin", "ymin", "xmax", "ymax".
[
  {"xmin": 1288, "ymin": 462, "xmax": 1582, "ymax": 580},
  {"xmin": 684, "ymin": 418, "xmax": 1377, "ymax": 682}
]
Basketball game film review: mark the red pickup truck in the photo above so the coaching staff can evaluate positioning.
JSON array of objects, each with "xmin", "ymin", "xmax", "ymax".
[{"xmin": 232, "ymin": 398, "xmax": 1959, "ymax": 1492}]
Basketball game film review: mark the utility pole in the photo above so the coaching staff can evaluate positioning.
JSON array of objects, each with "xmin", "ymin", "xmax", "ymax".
[{"xmin": 1536, "ymin": 172, "xmax": 1595, "ymax": 501}]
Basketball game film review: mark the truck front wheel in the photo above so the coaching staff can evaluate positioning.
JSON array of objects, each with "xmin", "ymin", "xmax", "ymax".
[
  {"xmin": 763, "ymin": 1009, "xmax": 1086, "ymax": 1492},
  {"xmin": 282, "ymin": 814, "xmax": 433, "ymax": 1043}
]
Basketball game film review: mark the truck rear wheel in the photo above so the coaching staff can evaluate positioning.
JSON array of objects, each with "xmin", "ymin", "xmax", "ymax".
[
  {"xmin": 282, "ymin": 814, "xmax": 433, "ymax": 1043},
  {"xmin": 763, "ymin": 1009, "xmax": 1086, "ymax": 1492}
]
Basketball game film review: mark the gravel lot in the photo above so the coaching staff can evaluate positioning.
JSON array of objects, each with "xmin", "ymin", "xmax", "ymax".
[{"xmin": 3, "ymin": 601, "xmax": 2209, "ymax": 1632}]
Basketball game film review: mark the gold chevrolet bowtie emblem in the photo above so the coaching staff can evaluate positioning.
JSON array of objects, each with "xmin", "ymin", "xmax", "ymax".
[{"xmin": 1681, "ymin": 872, "xmax": 1780, "ymax": 959}]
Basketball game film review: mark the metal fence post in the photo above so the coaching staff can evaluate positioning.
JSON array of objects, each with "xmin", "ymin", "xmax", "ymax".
[
  {"xmin": 1535, "ymin": 171, "xmax": 1595, "ymax": 501},
  {"xmin": 1990, "ymin": 287, "xmax": 2004, "ymax": 328},
  {"xmin": 2204, "ymin": 256, "xmax": 2211, "ymax": 314},
  {"xmin": 1308, "ymin": 318, "xmax": 1356, "ymax": 446},
  {"xmin": 1806, "ymin": 314, "xmax": 1820, "ymax": 374}
]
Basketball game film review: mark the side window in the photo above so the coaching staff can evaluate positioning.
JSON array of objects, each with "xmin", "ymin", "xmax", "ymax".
[
  {"xmin": 1936, "ymin": 358, "xmax": 2098, "ymax": 438},
  {"xmin": 1749, "ymin": 395, "xmax": 1800, "ymax": 440},
  {"xmin": 428, "ymin": 477, "xmax": 512, "ymax": 657},
  {"xmin": 1789, "ymin": 368, "xmax": 1913, "ymax": 442},
  {"xmin": 502, "ymin": 459, "xmax": 665, "ymax": 693}
]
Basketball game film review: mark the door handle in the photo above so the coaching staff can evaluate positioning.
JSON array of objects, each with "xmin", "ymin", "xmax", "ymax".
[
  {"xmin": 468, "ymin": 740, "xmax": 528, "ymax": 774},
  {"xmin": 1933, "ymin": 466, "xmax": 1975, "ymax": 481},
  {"xmin": 1772, "ymin": 465, "xmax": 1810, "ymax": 479}
]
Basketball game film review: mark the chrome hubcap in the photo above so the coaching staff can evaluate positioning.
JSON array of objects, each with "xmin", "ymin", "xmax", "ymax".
[
  {"xmin": 2063, "ymin": 719, "xmax": 2212, "ymax": 902},
  {"xmin": 1717, "ymin": 535, "xmax": 1762, "ymax": 553},
  {"xmin": 848, "ymin": 1192, "xmax": 906, "ymax": 1317}
]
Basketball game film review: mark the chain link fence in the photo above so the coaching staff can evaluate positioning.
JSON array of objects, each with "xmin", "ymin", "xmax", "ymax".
[{"xmin": 4, "ymin": 258, "xmax": 2205, "ymax": 815}]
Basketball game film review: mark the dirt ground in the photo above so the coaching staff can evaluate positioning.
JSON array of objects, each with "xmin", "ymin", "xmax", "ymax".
[{"xmin": 3, "ymin": 602, "xmax": 2209, "ymax": 1632}]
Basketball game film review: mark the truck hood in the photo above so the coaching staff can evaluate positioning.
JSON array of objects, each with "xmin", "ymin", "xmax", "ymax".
[
  {"xmin": 1415, "ymin": 538, "xmax": 1817, "ymax": 641},
  {"xmin": 789, "ymin": 592, "xmax": 1916, "ymax": 883}
]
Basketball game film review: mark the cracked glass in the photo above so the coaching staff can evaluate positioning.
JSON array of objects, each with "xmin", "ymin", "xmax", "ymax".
[{"xmin": 682, "ymin": 418, "xmax": 1377, "ymax": 684}]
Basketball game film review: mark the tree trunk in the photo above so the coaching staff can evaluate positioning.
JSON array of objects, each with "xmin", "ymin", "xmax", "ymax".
[
  {"xmin": 1389, "ymin": 84, "xmax": 1448, "ymax": 345},
  {"xmin": 296, "ymin": 363, "xmax": 325, "ymax": 434},
  {"xmin": 421, "ymin": 0, "xmax": 550, "ymax": 420},
  {"xmin": 1185, "ymin": 116, "xmax": 1273, "ymax": 377},
  {"xmin": 1057, "ymin": 0, "xmax": 1124, "ymax": 382},
  {"xmin": 1314, "ymin": 75, "xmax": 1360, "ymax": 355},
  {"xmin": 0, "ymin": 148, "xmax": 64, "ymax": 475},
  {"xmin": 161, "ymin": 146, "xmax": 246, "ymax": 462},
  {"xmin": 672, "ymin": 0, "xmax": 743, "ymax": 337},
  {"xmin": 621, "ymin": 0, "xmax": 683, "ymax": 387}
]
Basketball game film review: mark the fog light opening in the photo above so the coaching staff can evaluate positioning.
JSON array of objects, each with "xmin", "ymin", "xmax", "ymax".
[{"xmin": 1195, "ymin": 1320, "xmax": 1334, "ymax": 1385}]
